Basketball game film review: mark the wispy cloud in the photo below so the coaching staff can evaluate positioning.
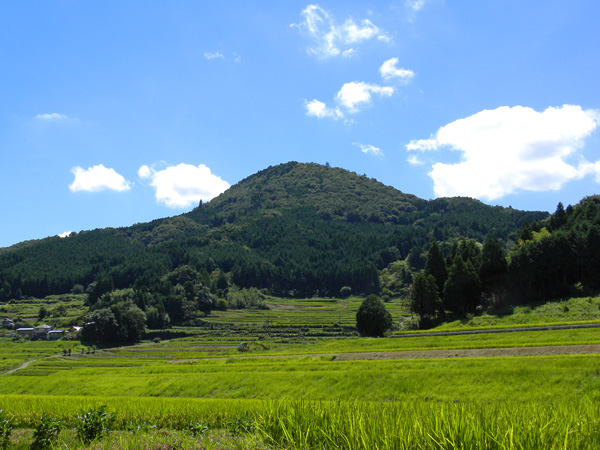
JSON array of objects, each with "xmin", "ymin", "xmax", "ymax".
[
  {"xmin": 354, "ymin": 143, "xmax": 383, "ymax": 157},
  {"xmin": 406, "ymin": 0, "xmax": 427, "ymax": 12},
  {"xmin": 292, "ymin": 4, "xmax": 390, "ymax": 58},
  {"xmin": 69, "ymin": 165, "xmax": 131, "ymax": 193},
  {"xmin": 406, "ymin": 154, "xmax": 425, "ymax": 165},
  {"xmin": 35, "ymin": 113, "xmax": 69, "ymax": 121},
  {"xmin": 380, "ymin": 58, "xmax": 415, "ymax": 83},
  {"xmin": 406, "ymin": 105, "xmax": 600, "ymax": 200},
  {"xmin": 138, "ymin": 163, "xmax": 230, "ymax": 208},
  {"xmin": 204, "ymin": 52, "xmax": 225, "ymax": 60}
]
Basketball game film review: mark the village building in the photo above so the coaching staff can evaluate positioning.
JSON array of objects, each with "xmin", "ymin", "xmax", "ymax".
[
  {"xmin": 47, "ymin": 330, "xmax": 64, "ymax": 341},
  {"xmin": 16, "ymin": 327, "xmax": 34, "ymax": 336}
]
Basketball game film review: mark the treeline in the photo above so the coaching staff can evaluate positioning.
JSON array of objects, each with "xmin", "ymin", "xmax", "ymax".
[{"xmin": 409, "ymin": 197, "xmax": 600, "ymax": 328}]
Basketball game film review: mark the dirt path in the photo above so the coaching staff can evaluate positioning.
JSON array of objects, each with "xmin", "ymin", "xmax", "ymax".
[
  {"xmin": 333, "ymin": 344, "xmax": 600, "ymax": 360},
  {"xmin": 1, "ymin": 359, "xmax": 36, "ymax": 376}
]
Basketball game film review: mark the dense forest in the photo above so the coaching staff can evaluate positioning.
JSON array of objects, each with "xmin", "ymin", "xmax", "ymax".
[
  {"xmin": 409, "ymin": 197, "xmax": 600, "ymax": 327},
  {"xmin": 3, "ymin": 161, "xmax": 596, "ymax": 334}
]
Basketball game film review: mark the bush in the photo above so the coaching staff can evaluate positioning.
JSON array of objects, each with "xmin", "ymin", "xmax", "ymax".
[
  {"xmin": 75, "ymin": 406, "xmax": 113, "ymax": 443},
  {"xmin": 355, "ymin": 295, "xmax": 393, "ymax": 337},
  {"xmin": 31, "ymin": 415, "xmax": 61, "ymax": 449},
  {"xmin": 186, "ymin": 420, "xmax": 209, "ymax": 437},
  {"xmin": 0, "ymin": 410, "xmax": 15, "ymax": 450},
  {"xmin": 226, "ymin": 417, "xmax": 256, "ymax": 435}
]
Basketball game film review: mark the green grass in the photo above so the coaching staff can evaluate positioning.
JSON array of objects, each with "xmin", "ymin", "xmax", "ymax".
[
  {"xmin": 2, "ymin": 293, "xmax": 600, "ymax": 448},
  {"xmin": 2, "ymin": 349, "xmax": 600, "ymax": 402},
  {"xmin": 1, "ymin": 396, "xmax": 600, "ymax": 449},
  {"xmin": 435, "ymin": 295, "xmax": 600, "ymax": 330}
]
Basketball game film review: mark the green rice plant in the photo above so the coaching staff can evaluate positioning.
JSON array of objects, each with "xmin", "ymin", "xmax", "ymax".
[
  {"xmin": 31, "ymin": 415, "xmax": 61, "ymax": 449},
  {"xmin": 255, "ymin": 399, "xmax": 600, "ymax": 450}
]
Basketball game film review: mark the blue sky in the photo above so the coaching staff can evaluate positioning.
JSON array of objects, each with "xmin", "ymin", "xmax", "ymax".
[{"xmin": 1, "ymin": 1, "xmax": 599, "ymax": 248}]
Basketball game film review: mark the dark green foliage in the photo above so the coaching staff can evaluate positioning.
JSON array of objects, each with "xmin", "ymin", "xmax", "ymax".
[
  {"xmin": 410, "ymin": 272, "xmax": 442, "ymax": 327},
  {"xmin": 519, "ymin": 221, "xmax": 533, "ymax": 241},
  {"xmin": 0, "ymin": 410, "xmax": 15, "ymax": 450},
  {"xmin": 75, "ymin": 406, "xmax": 113, "ymax": 443},
  {"xmin": 82, "ymin": 302, "xmax": 146, "ymax": 343},
  {"xmin": 0, "ymin": 162, "xmax": 547, "ymax": 301},
  {"xmin": 356, "ymin": 295, "xmax": 393, "ymax": 337},
  {"xmin": 443, "ymin": 257, "xmax": 482, "ymax": 315},
  {"xmin": 226, "ymin": 417, "xmax": 256, "ymax": 435},
  {"xmin": 31, "ymin": 415, "xmax": 61, "ymax": 449},
  {"xmin": 37, "ymin": 306, "xmax": 48, "ymax": 321},
  {"xmin": 186, "ymin": 420, "xmax": 210, "ymax": 437},
  {"xmin": 424, "ymin": 241, "xmax": 447, "ymax": 295}
]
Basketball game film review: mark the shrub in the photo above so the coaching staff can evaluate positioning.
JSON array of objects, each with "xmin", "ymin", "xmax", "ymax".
[
  {"xmin": 226, "ymin": 417, "xmax": 256, "ymax": 435},
  {"xmin": 186, "ymin": 420, "xmax": 209, "ymax": 437},
  {"xmin": 31, "ymin": 415, "xmax": 61, "ymax": 449},
  {"xmin": 75, "ymin": 406, "xmax": 113, "ymax": 443},
  {"xmin": 356, "ymin": 295, "xmax": 393, "ymax": 337},
  {"xmin": 340, "ymin": 286, "xmax": 352, "ymax": 298},
  {"xmin": 0, "ymin": 410, "xmax": 15, "ymax": 450}
]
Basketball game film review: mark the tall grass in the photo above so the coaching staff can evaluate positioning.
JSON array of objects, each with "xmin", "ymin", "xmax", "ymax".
[{"xmin": 257, "ymin": 399, "xmax": 600, "ymax": 449}]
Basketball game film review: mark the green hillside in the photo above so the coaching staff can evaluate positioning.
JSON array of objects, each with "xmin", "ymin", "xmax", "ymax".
[{"xmin": 0, "ymin": 162, "xmax": 547, "ymax": 303}]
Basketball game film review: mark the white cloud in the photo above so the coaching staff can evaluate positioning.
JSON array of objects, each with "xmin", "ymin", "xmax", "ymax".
[
  {"xmin": 69, "ymin": 165, "xmax": 131, "ymax": 193},
  {"xmin": 305, "ymin": 81, "xmax": 394, "ymax": 121},
  {"xmin": 58, "ymin": 231, "xmax": 72, "ymax": 238},
  {"xmin": 35, "ymin": 113, "xmax": 68, "ymax": 120},
  {"xmin": 292, "ymin": 4, "xmax": 390, "ymax": 58},
  {"xmin": 354, "ymin": 143, "xmax": 383, "ymax": 157},
  {"xmin": 140, "ymin": 163, "xmax": 230, "ymax": 208},
  {"xmin": 336, "ymin": 82, "xmax": 394, "ymax": 113},
  {"xmin": 380, "ymin": 58, "xmax": 415, "ymax": 83},
  {"xmin": 406, "ymin": 0, "xmax": 427, "ymax": 11},
  {"xmin": 138, "ymin": 165, "xmax": 152, "ymax": 179},
  {"xmin": 406, "ymin": 105, "xmax": 600, "ymax": 200},
  {"xmin": 407, "ymin": 154, "xmax": 425, "ymax": 165},
  {"xmin": 304, "ymin": 99, "xmax": 344, "ymax": 120},
  {"xmin": 204, "ymin": 52, "xmax": 224, "ymax": 60}
]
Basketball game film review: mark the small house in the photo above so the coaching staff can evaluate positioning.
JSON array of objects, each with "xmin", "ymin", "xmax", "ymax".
[
  {"xmin": 33, "ymin": 324, "xmax": 53, "ymax": 339},
  {"xmin": 16, "ymin": 327, "xmax": 34, "ymax": 336},
  {"xmin": 47, "ymin": 330, "xmax": 64, "ymax": 341},
  {"xmin": 1, "ymin": 318, "xmax": 13, "ymax": 328}
]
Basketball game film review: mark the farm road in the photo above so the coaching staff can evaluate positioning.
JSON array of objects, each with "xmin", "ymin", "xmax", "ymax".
[
  {"xmin": 394, "ymin": 322, "xmax": 600, "ymax": 338},
  {"xmin": 1, "ymin": 359, "xmax": 36, "ymax": 376},
  {"xmin": 333, "ymin": 344, "xmax": 600, "ymax": 360}
]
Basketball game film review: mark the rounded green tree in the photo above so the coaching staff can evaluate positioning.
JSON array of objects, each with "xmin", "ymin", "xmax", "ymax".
[{"xmin": 355, "ymin": 294, "xmax": 393, "ymax": 337}]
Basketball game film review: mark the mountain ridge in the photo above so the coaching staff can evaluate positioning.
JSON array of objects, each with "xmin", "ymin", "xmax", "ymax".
[{"xmin": 0, "ymin": 162, "xmax": 549, "ymax": 299}]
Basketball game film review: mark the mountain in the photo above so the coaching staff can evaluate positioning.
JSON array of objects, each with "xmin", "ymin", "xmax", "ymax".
[{"xmin": 0, "ymin": 162, "xmax": 548, "ymax": 300}]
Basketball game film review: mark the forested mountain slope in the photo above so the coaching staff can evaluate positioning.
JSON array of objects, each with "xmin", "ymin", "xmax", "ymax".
[{"xmin": 0, "ymin": 162, "xmax": 547, "ymax": 300}]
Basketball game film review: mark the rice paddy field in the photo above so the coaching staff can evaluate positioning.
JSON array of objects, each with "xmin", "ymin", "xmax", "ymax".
[{"xmin": 1, "ymin": 294, "xmax": 600, "ymax": 448}]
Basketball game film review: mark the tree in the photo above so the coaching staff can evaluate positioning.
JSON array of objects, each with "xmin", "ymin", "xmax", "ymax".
[
  {"xmin": 550, "ymin": 202, "xmax": 567, "ymax": 230},
  {"xmin": 424, "ymin": 241, "xmax": 447, "ymax": 295},
  {"xmin": 443, "ymin": 257, "xmax": 482, "ymax": 315},
  {"xmin": 355, "ymin": 294, "xmax": 393, "ymax": 337},
  {"xmin": 410, "ymin": 272, "xmax": 442, "ymax": 327}
]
